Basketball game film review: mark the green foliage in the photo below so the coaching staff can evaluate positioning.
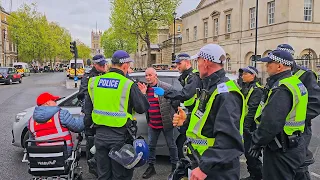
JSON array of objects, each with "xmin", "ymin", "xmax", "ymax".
[
  {"xmin": 101, "ymin": 27, "xmax": 137, "ymax": 58},
  {"xmin": 8, "ymin": 3, "xmax": 74, "ymax": 63},
  {"xmin": 77, "ymin": 41, "xmax": 91, "ymax": 60},
  {"xmin": 109, "ymin": 0, "xmax": 181, "ymax": 65}
]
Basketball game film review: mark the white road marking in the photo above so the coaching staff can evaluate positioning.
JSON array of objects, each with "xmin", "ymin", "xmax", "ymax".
[{"xmin": 311, "ymin": 172, "xmax": 320, "ymax": 179}]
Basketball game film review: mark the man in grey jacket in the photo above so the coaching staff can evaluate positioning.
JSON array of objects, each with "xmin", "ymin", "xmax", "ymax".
[{"xmin": 137, "ymin": 68, "xmax": 179, "ymax": 179}]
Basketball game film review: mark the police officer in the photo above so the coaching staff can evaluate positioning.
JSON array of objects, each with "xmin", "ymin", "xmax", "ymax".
[
  {"xmin": 84, "ymin": 50, "xmax": 150, "ymax": 180},
  {"xmin": 239, "ymin": 66, "xmax": 263, "ymax": 180},
  {"xmin": 158, "ymin": 53, "xmax": 202, "ymax": 159},
  {"xmin": 249, "ymin": 50, "xmax": 308, "ymax": 180},
  {"xmin": 172, "ymin": 44, "xmax": 245, "ymax": 180},
  {"xmin": 77, "ymin": 54, "xmax": 107, "ymax": 176},
  {"xmin": 277, "ymin": 44, "xmax": 320, "ymax": 180}
]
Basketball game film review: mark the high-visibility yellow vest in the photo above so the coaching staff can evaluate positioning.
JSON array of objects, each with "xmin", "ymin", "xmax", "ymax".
[
  {"xmin": 183, "ymin": 69, "xmax": 199, "ymax": 107},
  {"xmin": 186, "ymin": 80, "xmax": 245, "ymax": 155},
  {"xmin": 254, "ymin": 76, "xmax": 308, "ymax": 135},
  {"xmin": 244, "ymin": 82, "xmax": 262, "ymax": 115},
  {"xmin": 88, "ymin": 72, "xmax": 133, "ymax": 127},
  {"xmin": 294, "ymin": 69, "xmax": 318, "ymax": 82}
]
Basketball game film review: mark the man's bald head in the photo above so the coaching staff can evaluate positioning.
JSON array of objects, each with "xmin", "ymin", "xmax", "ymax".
[
  {"xmin": 145, "ymin": 67, "xmax": 157, "ymax": 75},
  {"xmin": 145, "ymin": 67, "xmax": 158, "ymax": 86}
]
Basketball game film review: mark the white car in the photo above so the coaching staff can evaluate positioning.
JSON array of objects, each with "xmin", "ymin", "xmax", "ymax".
[{"xmin": 12, "ymin": 70, "xmax": 238, "ymax": 156}]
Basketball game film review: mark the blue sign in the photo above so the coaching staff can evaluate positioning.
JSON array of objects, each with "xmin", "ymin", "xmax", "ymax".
[
  {"xmin": 74, "ymin": 76, "xmax": 78, "ymax": 81},
  {"xmin": 97, "ymin": 78, "xmax": 120, "ymax": 89},
  {"xmin": 298, "ymin": 83, "xmax": 307, "ymax": 96}
]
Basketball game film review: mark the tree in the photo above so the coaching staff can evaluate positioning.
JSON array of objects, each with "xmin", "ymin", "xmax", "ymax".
[
  {"xmin": 110, "ymin": 0, "xmax": 181, "ymax": 66},
  {"xmin": 101, "ymin": 27, "xmax": 137, "ymax": 58},
  {"xmin": 77, "ymin": 41, "xmax": 91, "ymax": 60},
  {"xmin": 8, "ymin": 3, "xmax": 74, "ymax": 63}
]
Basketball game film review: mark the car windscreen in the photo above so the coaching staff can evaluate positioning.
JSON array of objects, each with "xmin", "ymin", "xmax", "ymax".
[
  {"xmin": 0, "ymin": 68, "xmax": 8, "ymax": 74},
  {"xmin": 130, "ymin": 75, "xmax": 182, "ymax": 91},
  {"xmin": 70, "ymin": 63, "xmax": 83, "ymax": 69},
  {"xmin": 14, "ymin": 65, "xmax": 23, "ymax": 69}
]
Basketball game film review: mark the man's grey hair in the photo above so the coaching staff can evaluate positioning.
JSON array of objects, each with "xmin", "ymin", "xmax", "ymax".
[{"xmin": 145, "ymin": 67, "xmax": 157, "ymax": 75}]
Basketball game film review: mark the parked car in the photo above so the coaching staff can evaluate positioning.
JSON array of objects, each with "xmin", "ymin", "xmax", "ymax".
[
  {"xmin": 0, "ymin": 67, "xmax": 22, "ymax": 85},
  {"xmin": 12, "ymin": 70, "xmax": 237, "ymax": 155}
]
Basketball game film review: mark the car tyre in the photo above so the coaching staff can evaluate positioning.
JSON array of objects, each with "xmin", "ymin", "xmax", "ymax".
[
  {"xmin": 5, "ymin": 78, "xmax": 12, "ymax": 85},
  {"xmin": 19, "ymin": 78, "xmax": 22, "ymax": 83},
  {"xmin": 22, "ymin": 131, "xmax": 29, "ymax": 148}
]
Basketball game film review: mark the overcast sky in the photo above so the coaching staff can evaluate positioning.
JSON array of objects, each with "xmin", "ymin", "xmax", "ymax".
[{"xmin": 2, "ymin": 0, "xmax": 201, "ymax": 47}]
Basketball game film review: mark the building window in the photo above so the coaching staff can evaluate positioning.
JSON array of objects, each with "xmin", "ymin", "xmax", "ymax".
[
  {"xmin": 226, "ymin": 14, "xmax": 231, "ymax": 33},
  {"xmin": 214, "ymin": 18, "xmax": 219, "ymax": 36},
  {"xmin": 194, "ymin": 26, "xmax": 197, "ymax": 41},
  {"xmin": 186, "ymin": 28, "xmax": 189, "ymax": 42},
  {"xmin": 304, "ymin": 0, "xmax": 313, "ymax": 21},
  {"xmin": 268, "ymin": 1, "xmax": 275, "ymax": 24},
  {"xmin": 204, "ymin": 22, "xmax": 208, "ymax": 38},
  {"xmin": 249, "ymin": 7, "xmax": 256, "ymax": 29},
  {"xmin": 177, "ymin": 25, "xmax": 181, "ymax": 33},
  {"xmin": 226, "ymin": 57, "xmax": 231, "ymax": 71}
]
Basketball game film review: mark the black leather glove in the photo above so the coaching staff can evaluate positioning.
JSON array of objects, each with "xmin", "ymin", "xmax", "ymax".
[
  {"xmin": 248, "ymin": 144, "xmax": 263, "ymax": 158},
  {"xmin": 85, "ymin": 128, "xmax": 95, "ymax": 136}
]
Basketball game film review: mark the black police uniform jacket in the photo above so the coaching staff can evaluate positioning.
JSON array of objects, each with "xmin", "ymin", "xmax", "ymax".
[
  {"xmin": 186, "ymin": 69, "xmax": 244, "ymax": 175},
  {"xmin": 292, "ymin": 65, "xmax": 320, "ymax": 126}
]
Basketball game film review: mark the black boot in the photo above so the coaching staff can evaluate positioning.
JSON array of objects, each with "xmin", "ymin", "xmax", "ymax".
[
  {"xmin": 87, "ymin": 158, "xmax": 98, "ymax": 177},
  {"xmin": 142, "ymin": 164, "xmax": 156, "ymax": 179}
]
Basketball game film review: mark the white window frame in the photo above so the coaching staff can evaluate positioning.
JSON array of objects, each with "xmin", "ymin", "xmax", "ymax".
[
  {"xmin": 177, "ymin": 25, "xmax": 181, "ymax": 33},
  {"xmin": 214, "ymin": 18, "xmax": 219, "ymax": 36},
  {"xmin": 204, "ymin": 22, "xmax": 208, "ymax": 38},
  {"xmin": 304, "ymin": 0, "xmax": 313, "ymax": 22},
  {"xmin": 186, "ymin": 28, "xmax": 189, "ymax": 42},
  {"xmin": 226, "ymin": 14, "xmax": 231, "ymax": 33},
  {"xmin": 268, "ymin": 1, "xmax": 275, "ymax": 25},
  {"xmin": 249, "ymin": 7, "xmax": 256, "ymax": 29},
  {"xmin": 194, "ymin": 26, "xmax": 197, "ymax": 41}
]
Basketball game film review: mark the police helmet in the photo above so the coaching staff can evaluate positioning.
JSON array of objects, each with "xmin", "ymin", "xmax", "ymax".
[{"xmin": 109, "ymin": 138, "xmax": 149, "ymax": 169}]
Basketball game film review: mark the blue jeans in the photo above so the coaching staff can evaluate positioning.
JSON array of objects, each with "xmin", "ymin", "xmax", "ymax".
[{"xmin": 148, "ymin": 127, "xmax": 178, "ymax": 165}]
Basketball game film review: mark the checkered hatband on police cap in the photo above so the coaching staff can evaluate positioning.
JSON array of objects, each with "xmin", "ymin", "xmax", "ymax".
[{"xmin": 268, "ymin": 52, "xmax": 293, "ymax": 66}]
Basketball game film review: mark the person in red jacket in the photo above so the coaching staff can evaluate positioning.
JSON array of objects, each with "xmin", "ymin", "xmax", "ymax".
[{"xmin": 28, "ymin": 92, "xmax": 85, "ymax": 156}]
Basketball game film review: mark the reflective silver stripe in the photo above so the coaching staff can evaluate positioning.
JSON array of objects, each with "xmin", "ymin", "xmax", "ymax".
[
  {"xmin": 90, "ymin": 77, "xmax": 97, "ymax": 102},
  {"xmin": 29, "ymin": 152, "xmax": 63, "ymax": 158},
  {"xmin": 187, "ymin": 137, "xmax": 208, "ymax": 146},
  {"xmin": 30, "ymin": 167, "xmax": 65, "ymax": 171},
  {"xmin": 93, "ymin": 109, "xmax": 127, "ymax": 117},
  {"xmin": 53, "ymin": 112, "xmax": 62, "ymax": 133},
  {"xmin": 119, "ymin": 79, "xmax": 132, "ymax": 112},
  {"xmin": 285, "ymin": 120, "xmax": 305, "ymax": 127},
  {"xmin": 294, "ymin": 70, "xmax": 305, "ymax": 78},
  {"xmin": 38, "ymin": 140, "xmax": 72, "ymax": 146},
  {"xmin": 34, "ymin": 131, "xmax": 70, "ymax": 141},
  {"xmin": 284, "ymin": 82, "xmax": 299, "ymax": 122}
]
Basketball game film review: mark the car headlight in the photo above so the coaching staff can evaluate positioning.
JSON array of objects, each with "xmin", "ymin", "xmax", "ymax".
[{"xmin": 15, "ymin": 111, "xmax": 27, "ymax": 122}]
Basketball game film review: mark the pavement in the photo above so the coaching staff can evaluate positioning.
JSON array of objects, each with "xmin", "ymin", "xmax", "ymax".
[{"xmin": 0, "ymin": 72, "xmax": 319, "ymax": 180}]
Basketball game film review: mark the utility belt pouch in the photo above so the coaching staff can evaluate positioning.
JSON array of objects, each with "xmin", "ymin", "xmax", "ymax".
[{"xmin": 287, "ymin": 133, "xmax": 300, "ymax": 149}]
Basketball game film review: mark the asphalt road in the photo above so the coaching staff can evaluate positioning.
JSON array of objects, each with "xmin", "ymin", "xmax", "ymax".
[{"xmin": 0, "ymin": 72, "xmax": 319, "ymax": 180}]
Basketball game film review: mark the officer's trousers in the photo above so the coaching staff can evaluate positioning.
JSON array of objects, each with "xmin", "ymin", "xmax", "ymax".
[
  {"xmin": 294, "ymin": 125, "xmax": 313, "ymax": 180},
  {"xmin": 263, "ymin": 137, "xmax": 305, "ymax": 180},
  {"xmin": 95, "ymin": 132, "xmax": 133, "ymax": 180},
  {"xmin": 205, "ymin": 157, "xmax": 240, "ymax": 180},
  {"xmin": 243, "ymin": 130, "xmax": 262, "ymax": 178}
]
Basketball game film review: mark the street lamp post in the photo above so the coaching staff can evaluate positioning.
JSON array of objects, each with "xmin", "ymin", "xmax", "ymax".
[
  {"xmin": 254, "ymin": 0, "xmax": 258, "ymax": 68},
  {"xmin": 3, "ymin": 29, "xmax": 6, "ymax": 66},
  {"xmin": 173, "ymin": 12, "xmax": 177, "ymax": 61}
]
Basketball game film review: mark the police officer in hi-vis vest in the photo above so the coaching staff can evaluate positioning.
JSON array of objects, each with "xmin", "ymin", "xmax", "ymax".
[
  {"xmin": 155, "ymin": 53, "xmax": 202, "ymax": 159},
  {"xmin": 172, "ymin": 44, "xmax": 245, "ymax": 180},
  {"xmin": 239, "ymin": 66, "xmax": 263, "ymax": 180},
  {"xmin": 249, "ymin": 50, "xmax": 308, "ymax": 180},
  {"xmin": 84, "ymin": 50, "xmax": 149, "ymax": 180},
  {"xmin": 276, "ymin": 44, "xmax": 320, "ymax": 180}
]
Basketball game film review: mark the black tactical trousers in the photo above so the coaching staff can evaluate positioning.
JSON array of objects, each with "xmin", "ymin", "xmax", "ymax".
[
  {"xmin": 263, "ymin": 137, "xmax": 305, "ymax": 180},
  {"xmin": 243, "ymin": 130, "xmax": 262, "ymax": 178}
]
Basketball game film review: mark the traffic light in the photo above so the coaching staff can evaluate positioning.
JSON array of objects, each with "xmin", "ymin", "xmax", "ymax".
[{"xmin": 70, "ymin": 41, "xmax": 77, "ymax": 56}]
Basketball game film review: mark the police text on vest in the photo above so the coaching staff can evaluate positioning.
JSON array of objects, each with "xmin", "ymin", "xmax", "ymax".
[{"xmin": 97, "ymin": 78, "xmax": 120, "ymax": 89}]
